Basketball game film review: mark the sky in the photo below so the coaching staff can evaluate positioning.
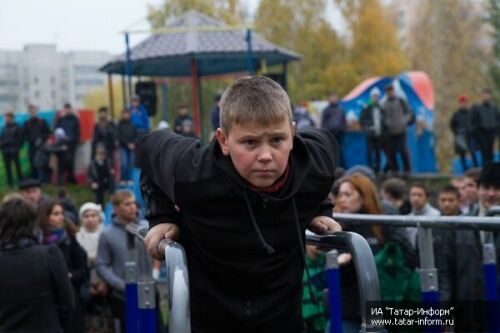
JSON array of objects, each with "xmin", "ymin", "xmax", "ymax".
[{"xmin": 0, "ymin": 0, "xmax": 260, "ymax": 54}]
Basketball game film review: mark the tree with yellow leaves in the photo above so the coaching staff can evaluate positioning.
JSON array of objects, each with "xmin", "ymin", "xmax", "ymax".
[
  {"xmin": 147, "ymin": 0, "xmax": 245, "ymax": 28},
  {"xmin": 406, "ymin": 0, "xmax": 491, "ymax": 171}
]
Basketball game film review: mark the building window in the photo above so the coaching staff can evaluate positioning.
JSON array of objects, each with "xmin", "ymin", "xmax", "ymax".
[
  {"xmin": 51, "ymin": 77, "xmax": 56, "ymax": 85},
  {"xmin": 34, "ymin": 91, "xmax": 40, "ymax": 98},
  {"xmin": 34, "ymin": 77, "xmax": 39, "ymax": 84}
]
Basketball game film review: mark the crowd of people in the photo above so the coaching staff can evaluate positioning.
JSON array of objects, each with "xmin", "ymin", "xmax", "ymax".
[
  {"xmin": 0, "ymin": 75, "xmax": 499, "ymax": 333},
  {"xmin": 0, "ymin": 182, "xmax": 145, "ymax": 333},
  {"xmin": 302, "ymin": 162, "xmax": 500, "ymax": 332}
]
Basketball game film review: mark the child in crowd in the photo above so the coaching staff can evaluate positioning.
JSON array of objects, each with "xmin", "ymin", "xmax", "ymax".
[
  {"xmin": 138, "ymin": 76, "xmax": 341, "ymax": 332},
  {"xmin": 88, "ymin": 144, "xmax": 115, "ymax": 207},
  {"xmin": 76, "ymin": 203, "xmax": 109, "ymax": 333}
]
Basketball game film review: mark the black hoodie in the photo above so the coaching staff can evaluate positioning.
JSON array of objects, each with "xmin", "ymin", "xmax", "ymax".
[{"xmin": 137, "ymin": 129, "xmax": 337, "ymax": 333}]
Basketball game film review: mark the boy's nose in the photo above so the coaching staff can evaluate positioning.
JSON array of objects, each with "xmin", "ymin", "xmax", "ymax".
[{"xmin": 257, "ymin": 148, "xmax": 272, "ymax": 162}]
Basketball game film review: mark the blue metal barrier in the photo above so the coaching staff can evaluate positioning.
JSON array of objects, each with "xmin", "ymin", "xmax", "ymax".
[
  {"xmin": 126, "ymin": 223, "xmax": 156, "ymax": 333},
  {"xmin": 325, "ymin": 250, "xmax": 342, "ymax": 333},
  {"xmin": 126, "ymin": 233, "xmax": 140, "ymax": 333}
]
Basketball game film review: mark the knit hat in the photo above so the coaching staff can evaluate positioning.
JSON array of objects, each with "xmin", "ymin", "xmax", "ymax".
[
  {"xmin": 79, "ymin": 202, "xmax": 103, "ymax": 221},
  {"xmin": 458, "ymin": 95, "xmax": 468, "ymax": 103},
  {"xmin": 478, "ymin": 162, "xmax": 500, "ymax": 187},
  {"xmin": 370, "ymin": 87, "xmax": 381, "ymax": 97}
]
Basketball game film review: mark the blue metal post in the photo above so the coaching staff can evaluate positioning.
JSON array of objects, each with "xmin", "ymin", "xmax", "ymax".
[
  {"xmin": 125, "ymin": 262, "xmax": 140, "ymax": 333},
  {"xmin": 483, "ymin": 242, "xmax": 499, "ymax": 333},
  {"xmin": 138, "ymin": 281, "xmax": 157, "ymax": 333},
  {"xmin": 326, "ymin": 250, "xmax": 342, "ymax": 333},
  {"xmin": 245, "ymin": 29, "xmax": 254, "ymax": 75},
  {"xmin": 125, "ymin": 32, "xmax": 133, "ymax": 103}
]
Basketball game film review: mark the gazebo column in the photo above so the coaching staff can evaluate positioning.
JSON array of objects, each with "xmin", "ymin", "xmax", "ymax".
[
  {"xmin": 191, "ymin": 59, "xmax": 201, "ymax": 137},
  {"xmin": 107, "ymin": 73, "xmax": 115, "ymax": 120}
]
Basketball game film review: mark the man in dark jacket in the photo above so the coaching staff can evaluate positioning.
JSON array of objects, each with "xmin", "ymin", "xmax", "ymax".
[
  {"xmin": 438, "ymin": 163, "xmax": 500, "ymax": 331},
  {"xmin": 472, "ymin": 89, "xmax": 500, "ymax": 165},
  {"xmin": 54, "ymin": 103, "xmax": 80, "ymax": 184},
  {"xmin": 381, "ymin": 84, "xmax": 413, "ymax": 174},
  {"xmin": 1, "ymin": 112, "xmax": 23, "ymax": 187},
  {"xmin": 139, "ymin": 76, "xmax": 340, "ymax": 333},
  {"xmin": 450, "ymin": 96, "xmax": 478, "ymax": 171},
  {"xmin": 92, "ymin": 106, "xmax": 117, "ymax": 163},
  {"xmin": 321, "ymin": 92, "xmax": 346, "ymax": 167},
  {"xmin": 174, "ymin": 105, "xmax": 196, "ymax": 137},
  {"xmin": 360, "ymin": 88, "xmax": 384, "ymax": 173},
  {"xmin": 22, "ymin": 104, "xmax": 51, "ymax": 178},
  {"xmin": 117, "ymin": 109, "xmax": 138, "ymax": 183}
]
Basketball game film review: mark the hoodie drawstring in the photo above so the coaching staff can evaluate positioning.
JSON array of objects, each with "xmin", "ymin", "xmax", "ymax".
[
  {"xmin": 243, "ymin": 192, "xmax": 318, "ymax": 304},
  {"xmin": 243, "ymin": 191, "xmax": 276, "ymax": 255},
  {"xmin": 292, "ymin": 197, "xmax": 318, "ymax": 304}
]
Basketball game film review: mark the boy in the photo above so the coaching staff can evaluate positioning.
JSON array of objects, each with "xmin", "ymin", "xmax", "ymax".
[
  {"xmin": 88, "ymin": 144, "xmax": 115, "ymax": 207},
  {"xmin": 138, "ymin": 76, "xmax": 340, "ymax": 332},
  {"xmin": 437, "ymin": 185, "xmax": 461, "ymax": 216}
]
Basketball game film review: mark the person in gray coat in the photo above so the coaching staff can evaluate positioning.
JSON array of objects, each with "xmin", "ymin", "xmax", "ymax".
[
  {"xmin": 96, "ymin": 190, "xmax": 141, "ymax": 333},
  {"xmin": 381, "ymin": 85, "xmax": 414, "ymax": 173}
]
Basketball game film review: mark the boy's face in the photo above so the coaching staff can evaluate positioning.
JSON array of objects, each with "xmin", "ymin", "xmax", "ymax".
[
  {"xmin": 409, "ymin": 187, "xmax": 428, "ymax": 211},
  {"xmin": 114, "ymin": 195, "xmax": 138, "ymax": 223},
  {"xmin": 438, "ymin": 192, "xmax": 460, "ymax": 216},
  {"xmin": 464, "ymin": 177, "xmax": 478, "ymax": 203},
  {"xmin": 216, "ymin": 119, "xmax": 295, "ymax": 189},
  {"xmin": 479, "ymin": 184, "xmax": 500, "ymax": 210}
]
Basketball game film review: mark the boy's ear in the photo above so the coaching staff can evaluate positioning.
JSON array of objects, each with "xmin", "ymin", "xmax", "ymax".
[
  {"xmin": 291, "ymin": 121, "xmax": 296, "ymax": 136},
  {"xmin": 216, "ymin": 128, "xmax": 230, "ymax": 156}
]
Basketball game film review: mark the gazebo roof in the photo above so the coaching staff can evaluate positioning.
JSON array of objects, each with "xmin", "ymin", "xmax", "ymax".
[{"xmin": 100, "ymin": 10, "xmax": 301, "ymax": 77}]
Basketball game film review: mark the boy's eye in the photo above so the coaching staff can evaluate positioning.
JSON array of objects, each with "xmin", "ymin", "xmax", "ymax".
[
  {"xmin": 243, "ymin": 140, "xmax": 256, "ymax": 146},
  {"xmin": 271, "ymin": 137, "xmax": 284, "ymax": 144}
]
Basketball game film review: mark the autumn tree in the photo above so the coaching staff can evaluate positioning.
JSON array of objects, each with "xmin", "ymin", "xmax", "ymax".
[
  {"xmin": 407, "ymin": 0, "xmax": 491, "ymax": 171},
  {"xmin": 487, "ymin": 0, "xmax": 500, "ymax": 99},
  {"xmin": 147, "ymin": 0, "xmax": 245, "ymax": 28},
  {"xmin": 336, "ymin": 0, "xmax": 409, "ymax": 80},
  {"xmin": 255, "ymin": 0, "xmax": 350, "ymax": 100},
  {"xmin": 83, "ymin": 80, "xmax": 125, "ymax": 121}
]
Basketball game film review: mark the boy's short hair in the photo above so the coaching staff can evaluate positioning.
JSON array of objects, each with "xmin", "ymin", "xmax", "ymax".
[
  {"xmin": 111, "ymin": 190, "xmax": 134, "ymax": 206},
  {"xmin": 410, "ymin": 183, "xmax": 430, "ymax": 197},
  {"xmin": 381, "ymin": 177, "xmax": 406, "ymax": 200},
  {"xmin": 219, "ymin": 76, "xmax": 292, "ymax": 134},
  {"xmin": 464, "ymin": 167, "xmax": 481, "ymax": 184},
  {"xmin": 439, "ymin": 185, "xmax": 459, "ymax": 198}
]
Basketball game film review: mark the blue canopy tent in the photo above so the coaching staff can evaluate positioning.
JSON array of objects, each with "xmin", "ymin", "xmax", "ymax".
[{"xmin": 99, "ymin": 10, "xmax": 301, "ymax": 136}]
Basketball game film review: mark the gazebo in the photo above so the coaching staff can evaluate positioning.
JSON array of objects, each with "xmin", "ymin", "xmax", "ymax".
[{"xmin": 100, "ymin": 10, "xmax": 301, "ymax": 136}]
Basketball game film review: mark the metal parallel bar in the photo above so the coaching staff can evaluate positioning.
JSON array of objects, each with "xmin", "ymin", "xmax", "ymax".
[
  {"xmin": 306, "ymin": 232, "xmax": 386, "ymax": 333},
  {"xmin": 126, "ymin": 223, "xmax": 191, "ymax": 333},
  {"xmin": 326, "ymin": 250, "xmax": 342, "ymax": 333},
  {"xmin": 160, "ymin": 239, "xmax": 191, "ymax": 333},
  {"xmin": 332, "ymin": 210, "xmax": 500, "ymax": 231}
]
